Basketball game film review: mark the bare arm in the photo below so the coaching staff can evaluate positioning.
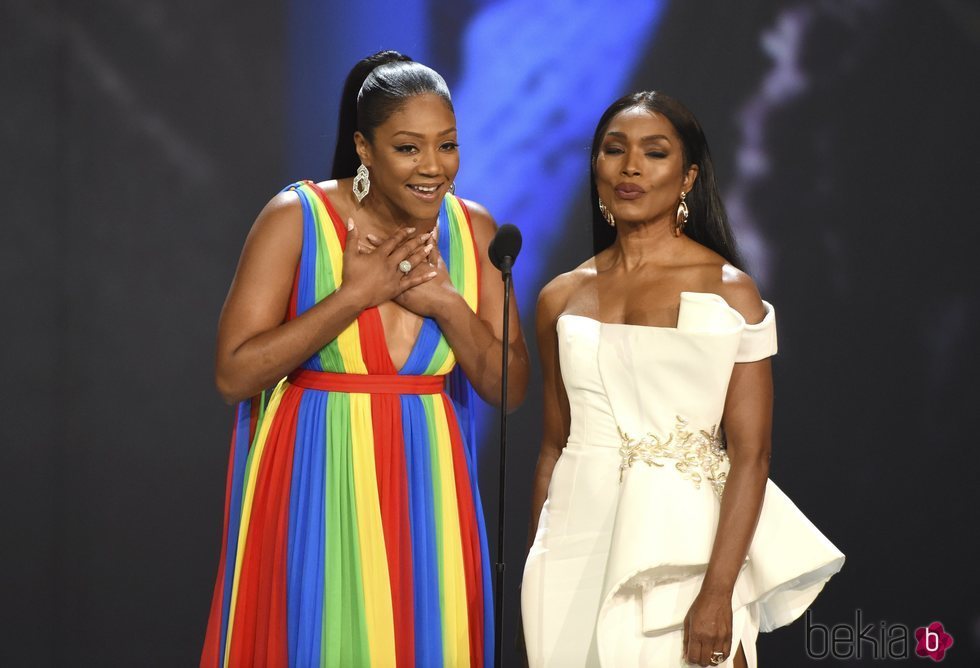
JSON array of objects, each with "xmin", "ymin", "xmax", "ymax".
[
  {"xmin": 683, "ymin": 272, "xmax": 771, "ymax": 666},
  {"xmin": 526, "ymin": 278, "xmax": 572, "ymax": 547},
  {"xmin": 214, "ymin": 193, "xmax": 434, "ymax": 403}
]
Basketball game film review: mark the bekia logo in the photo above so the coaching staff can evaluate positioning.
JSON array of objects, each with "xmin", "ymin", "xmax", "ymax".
[
  {"xmin": 805, "ymin": 610, "xmax": 954, "ymax": 661},
  {"xmin": 914, "ymin": 621, "xmax": 954, "ymax": 662}
]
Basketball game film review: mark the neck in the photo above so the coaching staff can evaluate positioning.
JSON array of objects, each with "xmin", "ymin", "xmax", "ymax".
[
  {"xmin": 358, "ymin": 192, "xmax": 438, "ymax": 236},
  {"xmin": 607, "ymin": 214, "xmax": 683, "ymax": 271}
]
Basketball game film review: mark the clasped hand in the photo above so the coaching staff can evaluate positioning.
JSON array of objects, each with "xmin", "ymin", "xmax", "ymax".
[{"xmin": 341, "ymin": 220, "xmax": 455, "ymax": 317}]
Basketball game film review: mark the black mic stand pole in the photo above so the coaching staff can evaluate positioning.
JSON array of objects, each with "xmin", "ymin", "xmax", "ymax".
[{"xmin": 494, "ymin": 255, "xmax": 512, "ymax": 668}]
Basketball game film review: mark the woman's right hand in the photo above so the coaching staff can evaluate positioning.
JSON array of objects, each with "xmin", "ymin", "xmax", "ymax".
[{"xmin": 340, "ymin": 219, "xmax": 437, "ymax": 308}]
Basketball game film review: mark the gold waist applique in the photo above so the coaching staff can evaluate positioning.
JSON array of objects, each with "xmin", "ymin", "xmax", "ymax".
[{"xmin": 617, "ymin": 416, "xmax": 728, "ymax": 497}]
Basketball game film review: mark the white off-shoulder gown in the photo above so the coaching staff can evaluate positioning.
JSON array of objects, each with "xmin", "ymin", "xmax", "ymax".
[{"xmin": 521, "ymin": 292, "xmax": 845, "ymax": 667}]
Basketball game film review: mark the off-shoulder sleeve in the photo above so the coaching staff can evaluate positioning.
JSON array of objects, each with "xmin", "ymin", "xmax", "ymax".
[{"xmin": 736, "ymin": 300, "xmax": 777, "ymax": 362}]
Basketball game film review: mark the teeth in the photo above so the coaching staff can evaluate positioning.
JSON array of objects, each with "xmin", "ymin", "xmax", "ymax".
[{"xmin": 410, "ymin": 185, "xmax": 438, "ymax": 193}]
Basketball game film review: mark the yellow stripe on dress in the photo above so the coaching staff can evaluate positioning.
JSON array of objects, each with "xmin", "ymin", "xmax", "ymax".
[
  {"xmin": 447, "ymin": 197, "xmax": 479, "ymax": 312},
  {"xmin": 433, "ymin": 196, "xmax": 480, "ymax": 376},
  {"xmin": 430, "ymin": 396, "xmax": 471, "ymax": 666},
  {"xmin": 349, "ymin": 393, "xmax": 397, "ymax": 666},
  {"xmin": 222, "ymin": 380, "xmax": 289, "ymax": 666},
  {"xmin": 315, "ymin": 197, "xmax": 368, "ymax": 374}
]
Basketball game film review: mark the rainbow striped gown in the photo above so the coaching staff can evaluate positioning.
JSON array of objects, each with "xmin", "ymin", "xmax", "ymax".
[{"xmin": 201, "ymin": 181, "xmax": 492, "ymax": 667}]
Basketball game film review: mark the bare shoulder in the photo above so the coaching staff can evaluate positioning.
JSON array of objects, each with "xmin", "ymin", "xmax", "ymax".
[
  {"xmin": 246, "ymin": 189, "xmax": 303, "ymax": 248},
  {"xmin": 715, "ymin": 264, "xmax": 767, "ymax": 324},
  {"xmin": 314, "ymin": 178, "xmax": 344, "ymax": 199},
  {"xmin": 458, "ymin": 197, "xmax": 496, "ymax": 248},
  {"xmin": 538, "ymin": 260, "xmax": 595, "ymax": 323}
]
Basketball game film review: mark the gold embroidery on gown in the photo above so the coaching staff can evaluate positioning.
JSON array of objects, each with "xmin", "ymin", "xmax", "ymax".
[{"xmin": 617, "ymin": 416, "xmax": 728, "ymax": 496}]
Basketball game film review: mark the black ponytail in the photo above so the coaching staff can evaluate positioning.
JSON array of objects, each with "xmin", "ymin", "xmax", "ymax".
[
  {"xmin": 331, "ymin": 50, "xmax": 410, "ymax": 179},
  {"xmin": 330, "ymin": 50, "xmax": 453, "ymax": 180}
]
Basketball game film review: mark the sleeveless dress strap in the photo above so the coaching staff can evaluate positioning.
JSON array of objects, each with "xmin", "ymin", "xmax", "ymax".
[{"xmin": 282, "ymin": 180, "xmax": 368, "ymax": 373}]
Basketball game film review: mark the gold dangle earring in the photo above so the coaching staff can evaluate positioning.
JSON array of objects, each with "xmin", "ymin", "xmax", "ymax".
[
  {"xmin": 674, "ymin": 191, "xmax": 689, "ymax": 237},
  {"xmin": 598, "ymin": 199, "xmax": 615, "ymax": 227},
  {"xmin": 353, "ymin": 163, "xmax": 371, "ymax": 203}
]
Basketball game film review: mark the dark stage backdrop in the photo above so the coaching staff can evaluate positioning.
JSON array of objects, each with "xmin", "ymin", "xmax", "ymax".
[{"xmin": 3, "ymin": 1, "xmax": 978, "ymax": 666}]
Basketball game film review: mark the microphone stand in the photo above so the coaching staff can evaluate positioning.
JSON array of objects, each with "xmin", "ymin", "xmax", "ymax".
[{"xmin": 494, "ymin": 255, "xmax": 512, "ymax": 668}]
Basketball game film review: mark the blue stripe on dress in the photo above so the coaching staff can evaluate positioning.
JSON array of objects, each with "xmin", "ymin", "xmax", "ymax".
[
  {"xmin": 401, "ymin": 320, "xmax": 442, "ymax": 375},
  {"xmin": 286, "ymin": 390, "xmax": 326, "ymax": 666},
  {"xmin": 283, "ymin": 183, "xmax": 322, "ymax": 371},
  {"xmin": 402, "ymin": 394, "xmax": 444, "ymax": 667}
]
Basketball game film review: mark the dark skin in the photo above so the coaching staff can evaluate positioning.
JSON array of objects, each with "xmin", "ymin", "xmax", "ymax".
[
  {"xmin": 216, "ymin": 93, "xmax": 529, "ymax": 411},
  {"xmin": 528, "ymin": 108, "xmax": 770, "ymax": 667}
]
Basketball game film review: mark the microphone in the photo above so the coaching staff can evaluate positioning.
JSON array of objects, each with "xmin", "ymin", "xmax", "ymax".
[
  {"xmin": 488, "ymin": 224, "xmax": 522, "ymax": 276},
  {"xmin": 488, "ymin": 223, "xmax": 521, "ymax": 668}
]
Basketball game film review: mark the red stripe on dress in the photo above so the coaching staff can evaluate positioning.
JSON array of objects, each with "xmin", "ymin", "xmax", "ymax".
[
  {"xmin": 372, "ymin": 393, "xmax": 416, "ymax": 667},
  {"xmin": 358, "ymin": 306, "xmax": 398, "ymax": 374},
  {"xmin": 307, "ymin": 181, "xmax": 348, "ymax": 247},
  {"xmin": 226, "ymin": 386, "xmax": 302, "ymax": 667},
  {"xmin": 442, "ymin": 394, "xmax": 484, "ymax": 666},
  {"xmin": 199, "ymin": 411, "xmax": 242, "ymax": 668}
]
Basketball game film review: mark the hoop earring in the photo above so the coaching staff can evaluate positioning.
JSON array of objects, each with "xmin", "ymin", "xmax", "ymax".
[
  {"xmin": 353, "ymin": 163, "xmax": 371, "ymax": 203},
  {"xmin": 449, "ymin": 182, "xmax": 456, "ymax": 195},
  {"xmin": 598, "ymin": 199, "xmax": 615, "ymax": 227},
  {"xmin": 674, "ymin": 191, "xmax": 689, "ymax": 237}
]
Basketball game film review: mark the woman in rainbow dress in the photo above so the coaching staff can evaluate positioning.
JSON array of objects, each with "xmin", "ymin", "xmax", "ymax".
[{"xmin": 200, "ymin": 50, "xmax": 528, "ymax": 668}]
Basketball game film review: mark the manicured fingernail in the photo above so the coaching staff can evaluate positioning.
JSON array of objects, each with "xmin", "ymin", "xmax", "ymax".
[
  {"xmin": 406, "ymin": 227, "xmax": 416, "ymax": 233},
  {"xmin": 420, "ymin": 232, "xmax": 431, "ymax": 241},
  {"xmin": 347, "ymin": 218, "xmax": 354, "ymax": 231},
  {"xmin": 366, "ymin": 234, "xmax": 379, "ymax": 242},
  {"xmin": 424, "ymin": 244, "xmax": 433, "ymax": 253},
  {"xmin": 428, "ymin": 271, "xmax": 437, "ymax": 278}
]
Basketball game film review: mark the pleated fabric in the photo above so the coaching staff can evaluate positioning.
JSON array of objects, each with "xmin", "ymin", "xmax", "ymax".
[{"xmin": 201, "ymin": 181, "xmax": 491, "ymax": 668}]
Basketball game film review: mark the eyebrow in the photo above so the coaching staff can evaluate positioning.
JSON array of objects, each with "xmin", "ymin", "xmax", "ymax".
[
  {"xmin": 393, "ymin": 128, "xmax": 457, "ymax": 138},
  {"xmin": 605, "ymin": 131, "xmax": 671, "ymax": 143}
]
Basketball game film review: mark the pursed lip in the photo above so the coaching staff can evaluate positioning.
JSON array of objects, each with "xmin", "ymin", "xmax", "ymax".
[{"xmin": 614, "ymin": 182, "xmax": 645, "ymax": 199}]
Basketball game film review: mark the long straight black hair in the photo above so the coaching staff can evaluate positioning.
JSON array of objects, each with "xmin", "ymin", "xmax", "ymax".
[
  {"xmin": 330, "ymin": 50, "xmax": 453, "ymax": 180},
  {"xmin": 590, "ymin": 91, "xmax": 743, "ymax": 269}
]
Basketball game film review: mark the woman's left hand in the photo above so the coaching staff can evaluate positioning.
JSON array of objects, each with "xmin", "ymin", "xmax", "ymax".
[
  {"xmin": 364, "ymin": 228, "xmax": 460, "ymax": 318},
  {"xmin": 682, "ymin": 589, "xmax": 733, "ymax": 666}
]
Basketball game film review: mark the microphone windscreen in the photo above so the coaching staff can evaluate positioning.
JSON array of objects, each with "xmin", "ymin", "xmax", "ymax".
[{"xmin": 488, "ymin": 224, "xmax": 522, "ymax": 270}]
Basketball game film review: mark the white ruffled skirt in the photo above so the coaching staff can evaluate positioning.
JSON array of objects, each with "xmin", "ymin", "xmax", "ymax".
[{"xmin": 521, "ymin": 444, "xmax": 844, "ymax": 667}]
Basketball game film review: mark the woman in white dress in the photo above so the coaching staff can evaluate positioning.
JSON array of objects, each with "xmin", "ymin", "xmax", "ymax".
[{"xmin": 521, "ymin": 92, "xmax": 844, "ymax": 667}]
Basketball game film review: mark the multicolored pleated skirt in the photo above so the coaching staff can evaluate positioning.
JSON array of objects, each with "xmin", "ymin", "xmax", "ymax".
[{"xmin": 201, "ymin": 182, "xmax": 492, "ymax": 667}]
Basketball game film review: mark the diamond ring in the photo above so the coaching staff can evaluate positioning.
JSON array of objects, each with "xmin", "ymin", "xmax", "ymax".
[
  {"xmin": 398, "ymin": 260, "xmax": 413, "ymax": 274},
  {"xmin": 710, "ymin": 651, "xmax": 725, "ymax": 665}
]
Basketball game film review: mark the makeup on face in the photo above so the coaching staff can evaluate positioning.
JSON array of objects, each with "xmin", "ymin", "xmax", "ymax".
[
  {"xmin": 367, "ymin": 94, "xmax": 460, "ymax": 219},
  {"xmin": 595, "ymin": 108, "xmax": 688, "ymax": 224}
]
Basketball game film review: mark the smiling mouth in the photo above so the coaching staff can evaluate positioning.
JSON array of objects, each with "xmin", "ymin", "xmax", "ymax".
[{"xmin": 408, "ymin": 184, "xmax": 441, "ymax": 194}]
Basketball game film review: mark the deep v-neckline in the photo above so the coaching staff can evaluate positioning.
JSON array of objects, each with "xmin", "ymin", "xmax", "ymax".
[
  {"xmin": 314, "ymin": 184, "xmax": 439, "ymax": 375},
  {"xmin": 375, "ymin": 304, "xmax": 426, "ymax": 374}
]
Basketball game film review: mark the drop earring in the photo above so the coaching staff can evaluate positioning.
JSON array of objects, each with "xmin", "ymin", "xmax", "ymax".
[
  {"xmin": 598, "ymin": 199, "xmax": 615, "ymax": 227},
  {"xmin": 674, "ymin": 191, "xmax": 689, "ymax": 237},
  {"xmin": 353, "ymin": 163, "xmax": 370, "ymax": 203}
]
